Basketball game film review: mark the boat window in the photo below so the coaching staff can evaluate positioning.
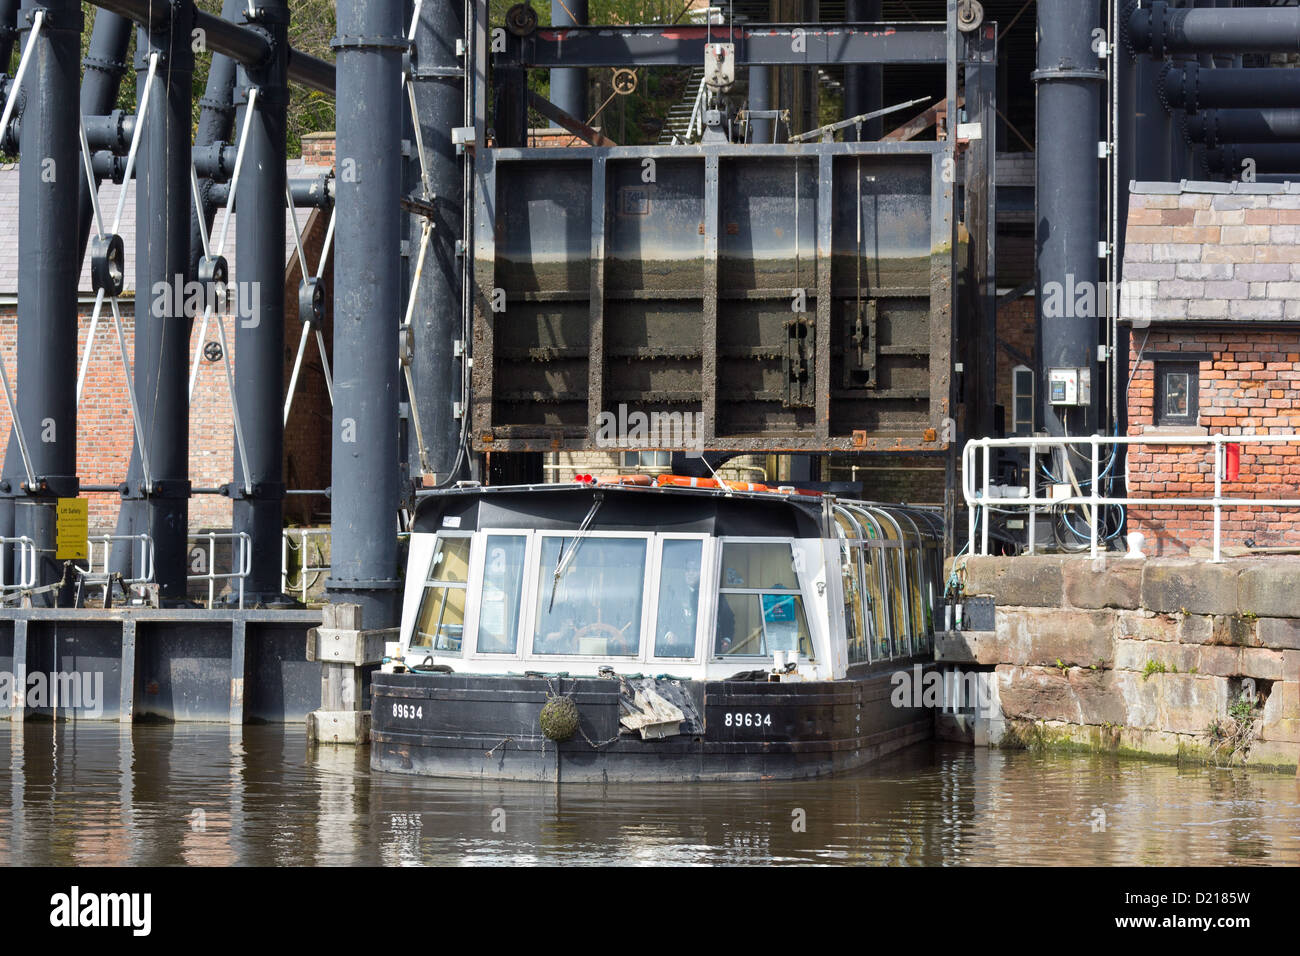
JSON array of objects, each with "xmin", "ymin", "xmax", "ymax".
[
  {"xmin": 411, "ymin": 535, "xmax": 471, "ymax": 653},
  {"xmin": 654, "ymin": 539, "xmax": 704, "ymax": 658},
  {"xmin": 861, "ymin": 545, "xmax": 890, "ymax": 659},
  {"xmin": 838, "ymin": 537, "xmax": 869, "ymax": 665},
  {"xmin": 476, "ymin": 535, "xmax": 527, "ymax": 654},
  {"xmin": 533, "ymin": 536, "xmax": 647, "ymax": 656},
  {"xmin": 714, "ymin": 542, "xmax": 813, "ymax": 659}
]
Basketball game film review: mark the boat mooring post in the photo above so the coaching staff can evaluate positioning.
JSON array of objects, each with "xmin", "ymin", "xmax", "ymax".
[
  {"xmin": 13, "ymin": 0, "xmax": 84, "ymax": 595},
  {"xmin": 231, "ymin": 0, "xmax": 289, "ymax": 602},
  {"xmin": 313, "ymin": 0, "xmax": 405, "ymax": 742}
]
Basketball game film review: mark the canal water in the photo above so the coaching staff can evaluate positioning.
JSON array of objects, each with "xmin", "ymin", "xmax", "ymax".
[{"xmin": 0, "ymin": 723, "xmax": 1297, "ymax": 866}]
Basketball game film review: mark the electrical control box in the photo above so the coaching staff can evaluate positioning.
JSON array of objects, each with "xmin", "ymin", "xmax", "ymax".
[{"xmin": 1048, "ymin": 367, "xmax": 1091, "ymax": 406}]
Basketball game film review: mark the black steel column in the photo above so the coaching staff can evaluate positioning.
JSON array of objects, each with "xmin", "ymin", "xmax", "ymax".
[
  {"xmin": 75, "ymin": 8, "xmax": 131, "ymax": 265},
  {"xmin": 13, "ymin": 0, "xmax": 82, "ymax": 594},
  {"xmin": 749, "ymin": 64, "xmax": 772, "ymax": 142},
  {"xmin": 1034, "ymin": 0, "xmax": 1103, "ymax": 440},
  {"xmin": 0, "ymin": 0, "xmax": 18, "ymax": 68},
  {"xmin": 843, "ymin": 0, "xmax": 882, "ymax": 139},
  {"xmin": 122, "ymin": 6, "xmax": 194, "ymax": 600},
  {"xmin": 550, "ymin": 0, "xmax": 586, "ymax": 122},
  {"xmin": 404, "ymin": 0, "xmax": 465, "ymax": 486},
  {"xmin": 189, "ymin": 0, "xmax": 243, "ymax": 273},
  {"xmin": 327, "ymin": 0, "xmax": 404, "ymax": 626},
  {"xmin": 229, "ymin": 0, "xmax": 288, "ymax": 601}
]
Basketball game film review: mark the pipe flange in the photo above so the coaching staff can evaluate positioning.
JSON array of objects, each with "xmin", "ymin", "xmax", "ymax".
[
  {"xmin": 506, "ymin": 4, "xmax": 539, "ymax": 38},
  {"xmin": 1149, "ymin": 0, "xmax": 1168, "ymax": 60},
  {"xmin": 330, "ymin": 34, "xmax": 412, "ymax": 53},
  {"xmin": 957, "ymin": 0, "xmax": 983, "ymax": 34},
  {"xmin": 299, "ymin": 277, "xmax": 325, "ymax": 326},
  {"xmin": 90, "ymin": 234, "xmax": 126, "ymax": 298}
]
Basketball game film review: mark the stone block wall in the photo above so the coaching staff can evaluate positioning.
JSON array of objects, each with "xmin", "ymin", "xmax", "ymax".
[{"xmin": 942, "ymin": 554, "xmax": 1300, "ymax": 770}]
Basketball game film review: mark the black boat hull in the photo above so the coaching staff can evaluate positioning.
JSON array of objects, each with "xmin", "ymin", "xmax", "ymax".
[{"xmin": 370, "ymin": 667, "xmax": 933, "ymax": 783}]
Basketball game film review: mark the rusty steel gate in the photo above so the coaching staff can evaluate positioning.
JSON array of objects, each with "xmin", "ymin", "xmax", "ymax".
[{"xmin": 472, "ymin": 141, "xmax": 958, "ymax": 453}]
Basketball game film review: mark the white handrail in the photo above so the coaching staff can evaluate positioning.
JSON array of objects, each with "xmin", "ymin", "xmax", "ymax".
[
  {"xmin": 79, "ymin": 533, "xmax": 156, "ymax": 603},
  {"xmin": 963, "ymin": 433, "xmax": 1300, "ymax": 562},
  {"xmin": 281, "ymin": 528, "xmax": 330, "ymax": 604},
  {"xmin": 0, "ymin": 536, "xmax": 38, "ymax": 594},
  {"xmin": 187, "ymin": 531, "xmax": 253, "ymax": 608}
]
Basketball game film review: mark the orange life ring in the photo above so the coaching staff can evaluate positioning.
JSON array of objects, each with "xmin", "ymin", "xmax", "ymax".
[
  {"xmin": 655, "ymin": 475, "xmax": 719, "ymax": 489},
  {"xmin": 593, "ymin": 474, "xmax": 654, "ymax": 486}
]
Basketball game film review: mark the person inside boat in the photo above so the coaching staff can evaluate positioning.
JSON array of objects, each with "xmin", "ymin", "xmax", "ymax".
[{"xmin": 655, "ymin": 553, "xmax": 733, "ymax": 658}]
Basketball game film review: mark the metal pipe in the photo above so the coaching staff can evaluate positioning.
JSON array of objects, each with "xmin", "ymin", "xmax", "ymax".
[
  {"xmin": 843, "ymin": 0, "xmax": 883, "ymax": 140},
  {"xmin": 1186, "ymin": 109, "xmax": 1300, "ymax": 147},
  {"xmin": 1163, "ymin": 64, "xmax": 1300, "ymax": 113},
  {"xmin": 116, "ymin": 7, "xmax": 195, "ymax": 600},
  {"xmin": 189, "ymin": 0, "xmax": 243, "ymax": 277},
  {"xmin": 75, "ymin": 10, "xmax": 132, "ymax": 268},
  {"xmin": 207, "ymin": 176, "xmax": 333, "ymax": 208},
  {"xmin": 327, "ymin": 0, "xmax": 404, "ymax": 627},
  {"xmin": 0, "ymin": 0, "xmax": 18, "ymax": 69},
  {"xmin": 1204, "ymin": 143, "xmax": 1300, "ymax": 177},
  {"xmin": 232, "ymin": 0, "xmax": 289, "ymax": 600},
  {"xmin": 748, "ymin": 64, "xmax": 772, "ymax": 143},
  {"xmin": 1130, "ymin": 1, "xmax": 1300, "ymax": 57},
  {"xmin": 13, "ymin": 0, "xmax": 81, "ymax": 596},
  {"xmin": 403, "ymin": 0, "xmax": 465, "ymax": 487},
  {"xmin": 1034, "ymin": 0, "xmax": 1103, "ymax": 441},
  {"xmin": 550, "ymin": 0, "xmax": 587, "ymax": 123},
  {"xmin": 86, "ymin": 0, "xmax": 335, "ymax": 93}
]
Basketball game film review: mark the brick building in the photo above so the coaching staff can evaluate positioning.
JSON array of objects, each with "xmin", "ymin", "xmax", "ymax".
[
  {"xmin": 1121, "ymin": 181, "xmax": 1300, "ymax": 555},
  {"xmin": 0, "ymin": 149, "xmax": 335, "ymax": 538}
]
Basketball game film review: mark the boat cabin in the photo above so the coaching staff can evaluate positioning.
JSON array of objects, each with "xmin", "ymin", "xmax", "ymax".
[{"xmin": 396, "ymin": 483, "xmax": 944, "ymax": 683}]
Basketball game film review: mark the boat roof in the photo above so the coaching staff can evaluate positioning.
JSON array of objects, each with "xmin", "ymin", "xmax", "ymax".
[{"xmin": 411, "ymin": 482, "xmax": 941, "ymax": 540}]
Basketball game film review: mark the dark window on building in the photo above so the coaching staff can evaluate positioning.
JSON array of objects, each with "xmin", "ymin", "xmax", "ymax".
[{"xmin": 1155, "ymin": 360, "xmax": 1199, "ymax": 426}]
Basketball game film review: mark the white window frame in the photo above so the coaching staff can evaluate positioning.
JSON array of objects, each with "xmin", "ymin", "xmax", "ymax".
[
  {"xmin": 522, "ymin": 530, "xmax": 657, "ymax": 663},
  {"xmin": 644, "ymin": 533, "xmax": 716, "ymax": 665},
  {"xmin": 463, "ymin": 528, "xmax": 534, "ymax": 662},
  {"xmin": 408, "ymin": 531, "xmax": 476, "ymax": 658},
  {"xmin": 710, "ymin": 536, "xmax": 816, "ymax": 663}
]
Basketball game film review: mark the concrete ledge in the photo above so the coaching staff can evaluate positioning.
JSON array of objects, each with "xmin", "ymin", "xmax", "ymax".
[
  {"xmin": 959, "ymin": 555, "xmax": 1067, "ymax": 608},
  {"xmin": 1238, "ymin": 563, "xmax": 1300, "ymax": 619},
  {"xmin": 1062, "ymin": 558, "xmax": 1144, "ymax": 609},
  {"xmin": 307, "ymin": 709, "xmax": 370, "ymax": 744},
  {"xmin": 1141, "ymin": 561, "xmax": 1240, "ymax": 616},
  {"xmin": 306, "ymin": 627, "xmax": 396, "ymax": 665}
]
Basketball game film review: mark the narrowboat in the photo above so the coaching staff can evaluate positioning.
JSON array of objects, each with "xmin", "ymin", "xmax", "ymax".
[{"xmin": 370, "ymin": 477, "xmax": 945, "ymax": 783}]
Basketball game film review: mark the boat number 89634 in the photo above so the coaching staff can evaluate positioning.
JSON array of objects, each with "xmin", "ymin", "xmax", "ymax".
[
  {"xmin": 392, "ymin": 703, "xmax": 423, "ymax": 720},
  {"xmin": 724, "ymin": 712, "xmax": 771, "ymax": 728}
]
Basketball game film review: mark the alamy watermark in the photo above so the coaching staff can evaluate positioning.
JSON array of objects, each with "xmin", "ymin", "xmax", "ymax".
[
  {"xmin": 151, "ymin": 274, "xmax": 261, "ymax": 327},
  {"xmin": 0, "ymin": 669, "xmax": 104, "ymax": 717},
  {"xmin": 595, "ymin": 403, "xmax": 705, "ymax": 456},
  {"xmin": 1042, "ymin": 274, "xmax": 1159, "ymax": 329},
  {"xmin": 890, "ymin": 664, "xmax": 996, "ymax": 719}
]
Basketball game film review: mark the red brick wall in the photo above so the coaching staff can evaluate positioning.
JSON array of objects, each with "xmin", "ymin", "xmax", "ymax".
[
  {"xmin": 1126, "ymin": 327, "xmax": 1300, "ymax": 555},
  {"xmin": 0, "ymin": 215, "xmax": 333, "ymax": 538},
  {"xmin": 996, "ymin": 296, "xmax": 1035, "ymax": 424}
]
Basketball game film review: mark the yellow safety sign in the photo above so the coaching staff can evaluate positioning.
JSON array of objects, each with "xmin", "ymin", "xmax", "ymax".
[{"xmin": 56, "ymin": 498, "xmax": 88, "ymax": 560}]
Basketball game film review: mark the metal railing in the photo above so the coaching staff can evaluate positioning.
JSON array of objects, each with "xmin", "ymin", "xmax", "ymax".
[
  {"xmin": 79, "ymin": 533, "xmax": 155, "ymax": 603},
  {"xmin": 685, "ymin": 75, "xmax": 709, "ymax": 142},
  {"xmin": 0, "ymin": 536, "xmax": 38, "ymax": 596},
  {"xmin": 281, "ymin": 528, "xmax": 330, "ymax": 604},
  {"xmin": 188, "ymin": 531, "xmax": 253, "ymax": 609},
  {"xmin": 963, "ymin": 433, "xmax": 1300, "ymax": 562}
]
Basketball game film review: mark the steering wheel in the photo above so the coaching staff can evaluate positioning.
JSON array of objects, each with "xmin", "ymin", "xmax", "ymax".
[{"xmin": 572, "ymin": 622, "xmax": 626, "ymax": 646}]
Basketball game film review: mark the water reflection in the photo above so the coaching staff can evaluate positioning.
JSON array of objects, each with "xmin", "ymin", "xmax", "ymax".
[{"xmin": 0, "ymin": 722, "xmax": 1296, "ymax": 866}]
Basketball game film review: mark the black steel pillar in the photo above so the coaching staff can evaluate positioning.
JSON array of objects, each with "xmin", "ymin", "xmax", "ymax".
[
  {"xmin": 404, "ymin": 0, "xmax": 465, "ymax": 487},
  {"xmin": 749, "ymin": 64, "xmax": 772, "ymax": 142},
  {"xmin": 13, "ymin": 0, "xmax": 82, "ymax": 593},
  {"xmin": 189, "ymin": 0, "xmax": 243, "ymax": 274},
  {"xmin": 0, "ymin": 0, "xmax": 18, "ymax": 69},
  {"xmin": 327, "ymin": 0, "xmax": 404, "ymax": 627},
  {"xmin": 120, "ymin": 5, "xmax": 195, "ymax": 600},
  {"xmin": 843, "ymin": 0, "xmax": 882, "ymax": 140},
  {"xmin": 1034, "ymin": 0, "xmax": 1103, "ymax": 440},
  {"xmin": 230, "ymin": 0, "xmax": 288, "ymax": 601},
  {"xmin": 75, "ymin": 8, "xmax": 131, "ymax": 265},
  {"xmin": 549, "ymin": 0, "xmax": 586, "ymax": 122}
]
